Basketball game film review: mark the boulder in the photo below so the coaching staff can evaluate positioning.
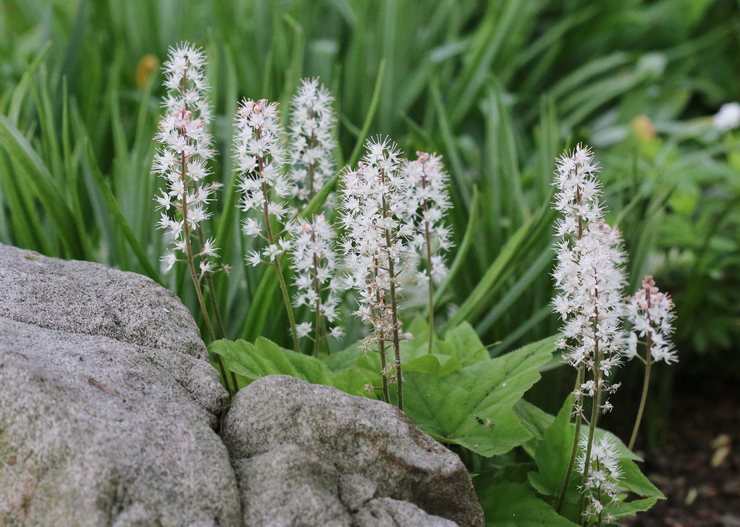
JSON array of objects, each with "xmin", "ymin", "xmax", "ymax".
[
  {"xmin": 222, "ymin": 375, "xmax": 485, "ymax": 527},
  {"xmin": 0, "ymin": 245, "xmax": 240, "ymax": 526}
]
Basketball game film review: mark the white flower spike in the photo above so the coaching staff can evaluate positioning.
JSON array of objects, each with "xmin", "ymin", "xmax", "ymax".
[{"xmin": 288, "ymin": 78, "xmax": 337, "ymax": 201}]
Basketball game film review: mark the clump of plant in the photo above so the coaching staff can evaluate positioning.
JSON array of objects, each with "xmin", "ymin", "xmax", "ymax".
[{"xmin": 151, "ymin": 43, "xmax": 672, "ymax": 526}]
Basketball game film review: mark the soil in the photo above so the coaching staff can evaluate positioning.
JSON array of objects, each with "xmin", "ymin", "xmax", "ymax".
[{"xmin": 626, "ymin": 362, "xmax": 740, "ymax": 527}]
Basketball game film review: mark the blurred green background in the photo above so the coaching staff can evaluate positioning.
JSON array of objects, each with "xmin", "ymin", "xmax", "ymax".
[{"xmin": 0, "ymin": 0, "xmax": 738, "ymax": 437}]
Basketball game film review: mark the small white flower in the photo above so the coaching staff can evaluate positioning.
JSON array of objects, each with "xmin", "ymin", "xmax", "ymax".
[
  {"xmin": 234, "ymin": 98, "xmax": 294, "ymax": 270},
  {"xmin": 576, "ymin": 434, "xmax": 623, "ymax": 521},
  {"xmin": 552, "ymin": 145, "xmax": 627, "ymax": 411},
  {"xmin": 624, "ymin": 275, "xmax": 677, "ymax": 365},
  {"xmin": 289, "ymin": 213, "xmax": 342, "ymax": 340},
  {"xmin": 161, "ymin": 253, "xmax": 177, "ymax": 272},
  {"xmin": 154, "ymin": 43, "xmax": 219, "ymax": 275},
  {"xmin": 288, "ymin": 78, "xmax": 337, "ymax": 201},
  {"xmin": 296, "ymin": 322, "xmax": 312, "ymax": 338},
  {"xmin": 339, "ymin": 138, "xmax": 415, "ymax": 351},
  {"xmin": 713, "ymin": 102, "xmax": 740, "ymax": 132},
  {"xmin": 403, "ymin": 152, "xmax": 453, "ymax": 288}
]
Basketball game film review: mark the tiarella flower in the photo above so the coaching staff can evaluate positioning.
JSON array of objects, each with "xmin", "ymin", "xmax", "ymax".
[
  {"xmin": 154, "ymin": 43, "xmax": 220, "ymax": 276},
  {"xmin": 552, "ymin": 145, "xmax": 628, "ymax": 513},
  {"xmin": 625, "ymin": 276, "xmax": 677, "ymax": 364},
  {"xmin": 577, "ymin": 434, "xmax": 622, "ymax": 523},
  {"xmin": 554, "ymin": 219, "xmax": 628, "ymax": 415},
  {"xmin": 289, "ymin": 213, "xmax": 342, "ymax": 347},
  {"xmin": 339, "ymin": 138, "xmax": 416, "ymax": 408},
  {"xmin": 288, "ymin": 78, "xmax": 337, "ymax": 201},
  {"xmin": 553, "ymin": 144, "xmax": 603, "ymax": 239},
  {"xmin": 403, "ymin": 152, "xmax": 453, "ymax": 286},
  {"xmin": 234, "ymin": 98, "xmax": 293, "ymax": 264}
]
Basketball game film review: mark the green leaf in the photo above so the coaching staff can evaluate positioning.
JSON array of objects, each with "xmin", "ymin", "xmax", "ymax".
[
  {"xmin": 401, "ymin": 335, "xmax": 556, "ymax": 456},
  {"xmin": 435, "ymin": 322, "xmax": 490, "ymax": 365},
  {"xmin": 209, "ymin": 338, "xmax": 372, "ymax": 396},
  {"xmin": 478, "ymin": 483, "xmax": 578, "ymax": 527},
  {"xmin": 619, "ymin": 457, "xmax": 665, "ymax": 499}
]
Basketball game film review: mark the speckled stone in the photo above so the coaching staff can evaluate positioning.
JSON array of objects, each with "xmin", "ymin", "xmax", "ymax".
[
  {"xmin": 0, "ymin": 245, "xmax": 239, "ymax": 526},
  {"xmin": 222, "ymin": 375, "xmax": 485, "ymax": 527}
]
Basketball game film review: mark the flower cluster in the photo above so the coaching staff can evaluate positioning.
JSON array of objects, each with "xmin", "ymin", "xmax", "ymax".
[
  {"xmin": 403, "ymin": 152, "xmax": 453, "ymax": 286},
  {"xmin": 234, "ymin": 98, "xmax": 293, "ymax": 266},
  {"xmin": 339, "ymin": 139, "xmax": 416, "ymax": 378},
  {"xmin": 153, "ymin": 44, "xmax": 219, "ymax": 276},
  {"xmin": 553, "ymin": 144, "xmax": 603, "ymax": 239},
  {"xmin": 288, "ymin": 78, "xmax": 337, "ymax": 201},
  {"xmin": 577, "ymin": 434, "xmax": 622, "ymax": 522},
  {"xmin": 626, "ymin": 275, "xmax": 677, "ymax": 364},
  {"xmin": 290, "ymin": 213, "xmax": 343, "ymax": 341},
  {"xmin": 552, "ymin": 145, "xmax": 628, "ymax": 416}
]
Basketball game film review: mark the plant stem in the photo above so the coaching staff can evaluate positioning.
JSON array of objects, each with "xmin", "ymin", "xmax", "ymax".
[
  {"xmin": 629, "ymin": 305, "xmax": 654, "ymax": 450},
  {"xmin": 423, "ymin": 207, "xmax": 435, "ymax": 354},
  {"xmin": 580, "ymin": 308, "xmax": 603, "ymax": 524},
  {"xmin": 256, "ymin": 138, "xmax": 300, "ymax": 353},
  {"xmin": 380, "ymin": 171, "xmax": 403, "ymax": 411},
  {"xmin": 179, "ymin": 148, "xmax": 232, "ymax": 395},
  {"xmin": 311, "ymin": 229, "xmax": 323, "ymax": 356},
  {"xmin": 374, "ymin": 282, "xmax": 391, "ymax": 404},
  {"xmin": 556, "ymin": 364, "xmax": 585, "ymax": 512}
]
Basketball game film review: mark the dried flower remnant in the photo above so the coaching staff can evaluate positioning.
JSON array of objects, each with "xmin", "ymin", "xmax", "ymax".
[
  {"xmin": 290, "ymin": 213, "xmax": 342, "ymax": 353},
  {"xmin": 234, "ymin": 98, "xmax": 301, "ymax": 352},
  {"xmin": 339, "ymin": 138, "xmax": 416, "ymax": 409},
  {"xmin": 152, "ymin": 43, "xmax": 233, "ymax": 393},
  {"xmin": 626, "ymin": 275, "xmax": 676, "ymax": 449},
  {"xmin": 288, "ymin": 78, "xmax": 337, "ymax": 201},
  {"xmin": 403, "ymin": 152, "xmax": 453, "ymax": 353}
]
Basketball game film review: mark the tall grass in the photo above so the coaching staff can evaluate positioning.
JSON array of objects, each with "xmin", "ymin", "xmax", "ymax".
[{"xmin": 0, "ymin": 0, "xmax": 737, "ymax": 355}]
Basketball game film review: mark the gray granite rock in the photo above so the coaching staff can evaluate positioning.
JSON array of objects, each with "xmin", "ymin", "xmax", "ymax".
[
  {"xmin": 0, "ymin": 245, "xmax": 239, "ymax": 526},
  {"xmin": 222, "ymin": 375, "xmax": 485, "ymax": 527}
]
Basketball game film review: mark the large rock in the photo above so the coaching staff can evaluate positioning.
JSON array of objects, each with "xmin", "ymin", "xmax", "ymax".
[
  {"xmin": 222, "ymin": 375, "xmax": 485, "ymax": 527},
  {"xmin": 0, "ymin": 244, "xmax": 240, "ymax": 526}
]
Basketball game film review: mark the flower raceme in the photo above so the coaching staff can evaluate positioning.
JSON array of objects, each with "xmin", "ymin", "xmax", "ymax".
[
  {"xmin": 154, "ymin": 44, "xmax": 220, "ymax": 276},
  {"xmin": 153, "ymin": 44, "xmax": 234, "ymax": 393},
  {"xmin": 339, "ymin": 138, "xmax": 417, "ymax": 408},
  {"xmin": 403, "ymin": 152, "xmax": 453, "ymax": 287},
  {"xmin": 288, "ymin": 78, "xmax": 337, "ymax": 201},
  {"xmin": 234, "ymin": 98, "xmax": 293, "ymax": 266},
  {"xmin": 576, "ymin": 434, "xmax": 622, "ymax": 523},
  {"xmin": 552, "ymin": 144, "xmax": 629, "ymax": 517},
  {"xmin": 626, "ymin": 275, "xmax": 676, "ymax": 450},
  {"xmin": 289, "ymin": 213, "xmax": 343, "ymax": 345},
  {"xmin": 626, "ymin": 275, "xmax": 677, "ymax": 365},
  {"xmin": 552, "ymin": 145, "xmax": 628, "ymax": 416}
]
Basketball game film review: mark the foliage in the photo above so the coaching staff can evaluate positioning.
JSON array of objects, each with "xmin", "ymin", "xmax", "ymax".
[
  {"xmin": 212, "ymin": 321, "xmax": 662, "ymax": 524},
  {"xmin": 0, "ymin": 0, "xmax": 736, "ymax": 355}
]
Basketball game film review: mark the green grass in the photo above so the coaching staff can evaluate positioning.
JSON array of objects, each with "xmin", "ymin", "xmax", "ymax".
[{"xmin": 0, "ymin": 0, "xmax": 738, "ymax": 355}]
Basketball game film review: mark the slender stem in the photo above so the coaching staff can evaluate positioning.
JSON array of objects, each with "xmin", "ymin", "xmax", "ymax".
[
  {"xmin": 179, "ymin": 147, "xmax": 233, "ymax": 395},
  {"xmin": 556, "ymin": 364, "xmax": 585, "ymax": 512},
  {"xmin": 380, "ymin": 171, "xmax": 403, "ymax": 411},
  {"xmin": 374, "ymin": 273, "xmax": 391, "ymax": 404},
  {"xmin": 311, "ymin": 232, "xmax": 323, "ymax": 356},
  {"xmin": 273, "ymin": 257, "xmax": 300, "ymax": 353},
  {"xmin": 580, "ymin": 306, "xmax": 603, "ymax": 524},
  {"xmin": 423, "ymin": 207, "xmax": 435, "ymax": 354},
  {"xmin": 628, "ymin": 332, "xmax": 653, "ymax": 450},
  {"xmin": 256, "ymin": 138, "xmax": 300, "ymax": 353},
  {"xmin": 378, "ymin": 335, "xmax": 391, "ymax": 404},
  {"xmin": 557, "ymin": 177, "xmax": 585, "ymax": 512}
]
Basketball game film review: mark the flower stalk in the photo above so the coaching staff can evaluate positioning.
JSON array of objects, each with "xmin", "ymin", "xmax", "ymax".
[
  {"xmin": 152, "ymin": 44, "xmax": 234, "ymax": 395},
  {"xmin": 625, "ymin": 275, "xmax": 676, "ymax": 450}
]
